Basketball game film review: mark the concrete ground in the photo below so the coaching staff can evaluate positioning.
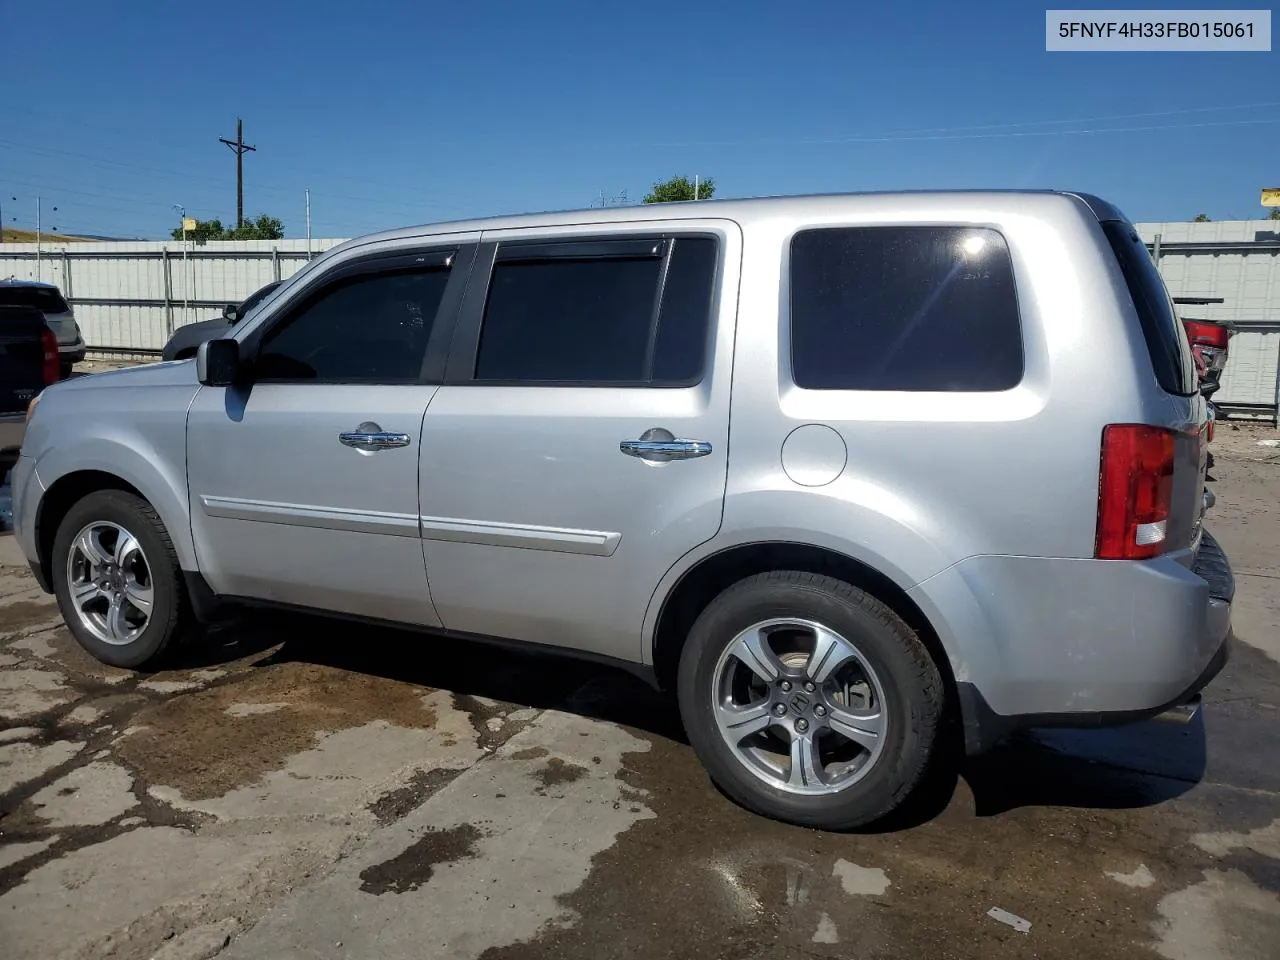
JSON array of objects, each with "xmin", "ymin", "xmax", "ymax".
[{"xmin": 1, "ymin": 428, "xmax": 1278, "ymax": 960}]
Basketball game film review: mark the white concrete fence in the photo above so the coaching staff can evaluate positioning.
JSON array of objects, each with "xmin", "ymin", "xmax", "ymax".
[
  {"xmin": 2, "ymin": 219, "xmax": 1278, "ymax": 419},
  {"xmin": 0, "ymin": 239, "xmax": 344, "ymax": 354},
  {"xmin": 1137, "ymin": 221, "xmax": 1280, "ymax": 420}
]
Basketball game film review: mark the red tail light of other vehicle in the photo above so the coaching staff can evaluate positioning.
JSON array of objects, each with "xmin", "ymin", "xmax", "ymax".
[
  {"xmin": 1183, "ymin": 319, "xmax": 1230, "ymax": 379},
  {"xmin": 41, "ymin": 327, "xmax": 59, "ymax": 385}
]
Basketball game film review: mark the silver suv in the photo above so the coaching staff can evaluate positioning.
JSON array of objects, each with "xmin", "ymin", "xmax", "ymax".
[{"xmin": 10, "ymin": 192, "xmax": 1234, "ymax": 829}]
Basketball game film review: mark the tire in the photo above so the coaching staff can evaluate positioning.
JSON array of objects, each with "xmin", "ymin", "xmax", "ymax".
[
  {"xmin": 51, "ymin": 489, "xmax": 190, "ymax": 669},
  {"xmin": 677, "ymin": 571, "xmax": 944, "ymax": 830},
  {"xmin": 59, "ymin": 362, "xmax": 74, "ymax": 380}
]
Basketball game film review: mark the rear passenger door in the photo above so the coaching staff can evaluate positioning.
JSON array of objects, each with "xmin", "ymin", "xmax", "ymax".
[{"xmin": 419, "ymin": 223, "xmax": 741, "ymax": 662}]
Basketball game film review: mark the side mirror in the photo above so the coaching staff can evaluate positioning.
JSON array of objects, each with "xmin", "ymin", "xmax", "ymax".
[
  {"xmin": 222, "ymin": 303, "xmax": 240, "ymax": 323},
  {"xmin": 197, "ymin": 338, "xmax": 242, "ymax": 387}
]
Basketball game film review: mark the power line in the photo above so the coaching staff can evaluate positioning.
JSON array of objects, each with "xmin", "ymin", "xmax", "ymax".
[
  {"xmin": 593, "ymin": 188, "xmax": 630, "ymax": 207},
  {"xmin": 4, "ymin": 97, "xmax": 1280, "ymax": 153},
  {"xmin": 0, "ymin": 139, "xmax": 470, "ymax": 210},
  {"xmin": 219, "ymin": 117, "xmax": 257, "ymax": 228}
]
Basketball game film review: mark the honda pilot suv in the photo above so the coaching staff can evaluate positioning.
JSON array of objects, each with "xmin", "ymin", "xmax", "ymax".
[{"xmin": 10, "ymin": 192, "xmax": 1233, "ymax": 829}]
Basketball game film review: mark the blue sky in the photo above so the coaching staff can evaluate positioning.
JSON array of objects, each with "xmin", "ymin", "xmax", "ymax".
[{"xmin": 2, "ymin": 0, "xmax": 1277, "ymax": 239}]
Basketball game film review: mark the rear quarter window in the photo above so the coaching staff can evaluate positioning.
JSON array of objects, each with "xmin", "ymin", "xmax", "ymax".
[
  {"xmin": 789, "ymin": 226, "xmax": 1023, "ymax": 391},
  {"xmin": 1100, "ymin": 221, "xmax": 1196, "ymax": 397}
]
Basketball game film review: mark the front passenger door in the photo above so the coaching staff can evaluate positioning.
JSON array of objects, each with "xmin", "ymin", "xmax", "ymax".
[{"xmin": 187, "ymin": 242, "xmax": 474, "ymax": 625}]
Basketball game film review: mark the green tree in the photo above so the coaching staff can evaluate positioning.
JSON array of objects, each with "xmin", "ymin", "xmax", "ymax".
[
  {"xmin": 1193, "ymin": 213, "xmax": 1212, "ymax": 222},
  {"xmin": 643, "ymin": 175, "xmax": 715, "ymax": 204},
  {"xmin": 1268, "ymin": 208, "xmax": 1280, "ymax": 220},
  {"xmin": 228, "ymin": 214, "xmax": 286, "ymax": 240},
  {"xmin": 170, "ymin": 218, "xmax": 228, "ymax": 242},
  {"xmin": 170, "ymin": 214, "xmax": 285, "ymax": 241}
]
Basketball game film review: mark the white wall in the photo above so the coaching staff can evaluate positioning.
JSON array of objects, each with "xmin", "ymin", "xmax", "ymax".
[
  {"xmin": 1136, "ymin": 220, "xmax": 1280, "ymax": 413},
  {"xmin": 0, "ymin": 239, "xmax": 345, "ymax": 350}
]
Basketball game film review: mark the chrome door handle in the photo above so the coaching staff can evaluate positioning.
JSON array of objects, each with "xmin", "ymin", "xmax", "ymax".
[
  {"xmin": 620, "ymin": 438, "xmax": 712, "ymax": 462},
  {"xmin": 339, "ymin": 421, "xmax": 411, "ymax": 452},
  {"xmin": 340, "ymin": 432, "xmax": 411, "ymax": 451}
]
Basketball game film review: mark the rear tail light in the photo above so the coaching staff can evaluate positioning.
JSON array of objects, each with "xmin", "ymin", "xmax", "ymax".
[
  {"xmin": 41, "ymin": 327, "xmax": 59, "ymax": 385},
  {"xmin": 1095, "ymin": 424, "xmax": 1176, "ymax": 560}
]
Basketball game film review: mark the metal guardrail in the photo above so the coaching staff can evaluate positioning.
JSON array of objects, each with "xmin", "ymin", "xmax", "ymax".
[
  {"xmin": 1, "ymin": 248, "xmax": 315, "ymax": 261},
  {"xmin": 1149, "ymin": 239, "xmax": 1280, "ymax": 256},
  {"xmin": 1225, "ymin": 320, "xmax": 1280, "ymax": 332},
  {"xmin": 86, "ymin": 345, "xmax": 163, "ymax": 358},
  {"xmin": 72, "ymin": 297, "xmax": 229, "ymax": 309}
]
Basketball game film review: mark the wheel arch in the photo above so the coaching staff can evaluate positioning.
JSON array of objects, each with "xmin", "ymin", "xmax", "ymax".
[
  {"xmin": 648, "ymin": 540, "xmax": 958, "ymax": 701},
  {"xmin": 34, "ymin": 455, "xmax": 194, "ymax": 587}
]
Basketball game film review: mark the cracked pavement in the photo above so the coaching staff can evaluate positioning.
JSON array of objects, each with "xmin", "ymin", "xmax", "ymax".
[{"xmin": 1, "ymin": 432, "xmax": 1279, "ymax": 959}]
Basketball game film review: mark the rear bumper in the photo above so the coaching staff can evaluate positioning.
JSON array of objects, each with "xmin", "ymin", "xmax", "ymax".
[
  {"xmin": 957, "ymin": 634, "xmax": 1229, "ymax": 754},
  {"xmin": 913, "ymin": 530, "xmax": 1235, "ymax": 755},
  {"xmin": 58, "ymin": 340, "xmax": 85, "ymax": 364}
]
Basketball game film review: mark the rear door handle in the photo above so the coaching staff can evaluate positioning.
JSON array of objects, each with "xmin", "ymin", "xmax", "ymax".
[
  {"xmin": 620, "ymin": 432, "xmax": 712, "ymax": 462},
  {"xmin": 339, "ymin": 421, "xmax": 411, "ymax": 452}
]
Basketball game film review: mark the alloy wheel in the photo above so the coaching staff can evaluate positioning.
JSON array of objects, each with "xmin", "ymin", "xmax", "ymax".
[
  {"xmin": 65, "ymin": 521, "xmax": 154, "ymax": 646},
  {"xmin": 710, "ymin": 617, "xmax": 888, "ymax": 796}
]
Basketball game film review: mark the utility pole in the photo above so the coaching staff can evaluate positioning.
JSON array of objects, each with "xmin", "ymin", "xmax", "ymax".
[
  {"xmin": 35, "ymin": 196, "xmax": 41, "ymax": 281},
  {"xmin": 219, "ymin": 117, "xmax": 257, "ymax": 229},
  {"xmin": 174, "ymin": 205, "xmax": 189, "ymax": 320},
  {"xmin": 591, "ymin": 189, "xmax": 627, "ymax": 207},
  {"xmin": 305, "ymin": 188, "xmax": 312, "ymax": 259}
]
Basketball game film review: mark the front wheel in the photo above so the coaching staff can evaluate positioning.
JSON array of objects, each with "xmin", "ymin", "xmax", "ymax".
[
  {"xmin": 51, "ymin": 489, "xmax": 190, "ymax": 669},
  {"xmin": 677, "ymin": 571, "xmax": 944, "ymax": 830}
]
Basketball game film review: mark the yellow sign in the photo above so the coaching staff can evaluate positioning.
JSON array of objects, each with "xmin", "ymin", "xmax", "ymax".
[
  {"xmin": 182, "ymin": 217, "xmax": 198, "ymax": 232},
  {"xmin": 1262, "ymin": 189, "xmax": 1280, "ymax": 208}
]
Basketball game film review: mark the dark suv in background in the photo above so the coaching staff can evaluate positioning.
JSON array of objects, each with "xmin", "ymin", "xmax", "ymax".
[
  {"xmin": 0, "ymin": 305, "xmax": 58, "ymax": 483},
  {"xmin": 162, "ymin": 280, "xmax": 282, "ymax": 362},
  {"xmin": 0, "ymin": 280, "xmax": 86, "ymax": 377}
]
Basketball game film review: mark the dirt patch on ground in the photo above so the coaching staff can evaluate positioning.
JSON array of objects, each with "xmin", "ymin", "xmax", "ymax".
[
  {"xmin": 510, "ymin": 747, "xmax": 549, "ymax": 761},
  {"xmin": 367, "ymin": 768, "xmax": 466, "ymax": 825},
  {"xmin": 358, "ymin": 823, "xmax": 484, "ymax": 895},
  {"xmin": 531, "ymin": 757, "xmax": 588, "ymax": 793},
  {"xmin": 0, "ymin": 601, "xmax": 59, "ymax": 633},
  {"xmin": 115, "ymin": 662, "xmax": 440, "ymax": 800},
  {"xmin": 478, "ymin": 718, "xmax": 1245, "ymax": 960}
]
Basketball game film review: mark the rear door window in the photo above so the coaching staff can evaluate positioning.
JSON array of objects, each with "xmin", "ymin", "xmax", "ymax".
[
  {"xmin": 473, "ymin": 235, "xmax": 717, "ymax": 385},
  {"xmin": 789, "ymin": 226, "xmax": 1023, "ymax": 391},
  {"xmin": 0, "ymin": 285, "xmax": 70, "ymax": 314},
  {"xmin": 1100, "ymin": 221, "xmax": 1196, "ymax": 397}
]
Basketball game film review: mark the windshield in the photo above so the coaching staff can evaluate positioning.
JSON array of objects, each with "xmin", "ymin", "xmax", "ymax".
[
  {"xmin": 240, "ymin": 281, "xmax": 281, "ymax": 315},
  {"xmin": 226, "ymin": 281, "xmax": 282, "ymax": 327}
]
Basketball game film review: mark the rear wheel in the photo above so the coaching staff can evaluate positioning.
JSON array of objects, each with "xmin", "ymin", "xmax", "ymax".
[
  {"xmin": 59, "ymin": 362, "xmax": 74, "ymax": 380},
  {"xmin": 51, "ymin": 490, "xmax": 189, "ymax": 668},
  {"xmin": 677, "ymin": 571, "xmax": 944, "ymax": 830}
]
